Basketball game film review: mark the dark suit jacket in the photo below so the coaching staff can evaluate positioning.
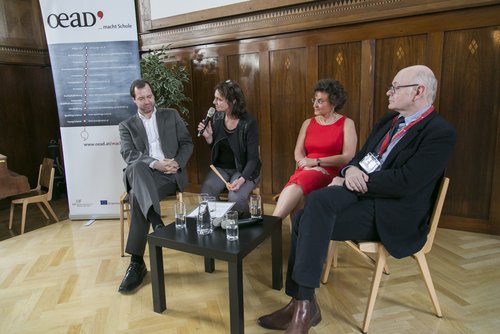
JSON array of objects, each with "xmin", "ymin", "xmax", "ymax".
[
  {"xmin": 119, "ymin": 108, "xmax": 194, "ymax": 191},
  {"xmin": 349, "ymin": 110, "xmax": 456, "ymax": 258}
]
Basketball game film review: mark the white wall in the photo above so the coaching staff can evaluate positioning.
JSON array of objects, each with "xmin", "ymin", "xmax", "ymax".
[{"xmin": 149, "ymin": 0, "xmax": 248, "ymax": 20}]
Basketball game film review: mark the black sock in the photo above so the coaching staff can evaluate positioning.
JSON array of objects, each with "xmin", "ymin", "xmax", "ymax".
[
  {"xmin": 147, "ymin": 207, "xmax": 164, "ymax": 230},
  {"xmin": 131, "ymin": 254, "xmax": 144, "ymax": 265}
]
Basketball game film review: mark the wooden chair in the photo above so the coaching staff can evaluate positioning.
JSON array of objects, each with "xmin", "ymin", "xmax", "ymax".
[
  {"xmin": 119, "ymin": 191, "xmax": 182, "ymax": 257},
  {"xmin": 321, "ymin": 177, "xmax": 449, "ymax": 333},
  {"xmin": 8, "ymin": 158, "xmax": 59, "ymax": 234}
]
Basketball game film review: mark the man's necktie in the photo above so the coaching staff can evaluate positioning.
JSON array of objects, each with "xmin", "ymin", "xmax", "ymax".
[{"xmin": 375, "ymin": 117, "xmax": 405, "ymax": 155}]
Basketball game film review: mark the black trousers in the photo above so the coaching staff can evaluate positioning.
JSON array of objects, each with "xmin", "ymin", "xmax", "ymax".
[
  {"xmin": 285, "ymin": 185, "xmax": 380, "ymax": 300},
  {"xmin": 125, "ymin": 161, "xmax": 177, "ymax": 256}
]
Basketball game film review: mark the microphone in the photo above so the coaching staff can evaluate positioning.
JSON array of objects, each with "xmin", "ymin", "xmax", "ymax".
[{"xmin": 197, "ymin": 107, "xmax": 215, "ymax": 137}]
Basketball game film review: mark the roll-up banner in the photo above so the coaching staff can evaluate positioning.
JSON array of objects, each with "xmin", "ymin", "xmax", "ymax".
[{"xmin": 39, "ymin": 0, "xmax": 140, "ymax": 219}]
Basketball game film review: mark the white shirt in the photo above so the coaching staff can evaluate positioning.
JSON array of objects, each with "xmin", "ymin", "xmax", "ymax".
[{"xmin": 137, "ymin": 108, "xmax": 165, "ymax": 167}]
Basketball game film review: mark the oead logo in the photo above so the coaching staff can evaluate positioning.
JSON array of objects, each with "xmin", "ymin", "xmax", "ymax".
[{"xmin": 46, "ymin": 10, "xmax": 104, "ymax": 28}]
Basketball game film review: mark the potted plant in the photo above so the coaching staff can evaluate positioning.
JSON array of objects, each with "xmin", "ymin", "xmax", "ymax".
[{"xmin": 140, "ymin": 46, "xmax": 190, "ymax": 118}]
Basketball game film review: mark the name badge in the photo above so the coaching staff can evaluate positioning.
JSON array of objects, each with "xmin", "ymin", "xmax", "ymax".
[{"xmin": 359, "ymin": 152, "xmax": 381, "ymax": 174}]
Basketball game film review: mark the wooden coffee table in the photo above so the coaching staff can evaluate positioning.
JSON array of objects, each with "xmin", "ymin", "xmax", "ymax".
[{"xmin": 147, "ymin": 215, "xmax": 283, "ymax": 334}]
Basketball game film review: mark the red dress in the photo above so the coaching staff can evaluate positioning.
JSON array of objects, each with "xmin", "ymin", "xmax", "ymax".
[{"xmin": 284, "ymin": 116, "xmax": 346, "ymax": 195}]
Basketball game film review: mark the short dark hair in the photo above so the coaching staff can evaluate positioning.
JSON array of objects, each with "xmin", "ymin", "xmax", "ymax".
[
  {"xmin": 313, "ymin": 79, "xmax": 348, "ymax": 112},
  {"xmin": 214, "ymin": 80, "xmax": 247, "ymax": 118},
  {"xmin": 130, "ymin": 79, "xmax": 154, "ymax": 98}
]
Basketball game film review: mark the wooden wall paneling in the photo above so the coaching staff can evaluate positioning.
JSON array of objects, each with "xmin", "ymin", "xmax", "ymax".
[
  {"xmin": 269, "ymin": 48, "xmax": 307, "ymax": 194},
  {"xmin": 178, "ymin": 56, "xmax": 199, "ymax": 189},
  {"xmin": 259, "ymin": 50, "xmax": 272, "ymax": 198},
  {"xmin": 426, "ymin": 32, "xmax": 445, "ymax": 112},
  {"xmin": 318, "ymin": 42, "xmax": 362, "ymax": 144},
  {"xmin": 226, "ymin": 52, "xmax": 263, "ymax": 192},
  {"xmin": 0, "ymin": 64, "xmax": 58, "ymax": 186},
  {"xmin": 226, "ymin": 53, "xmax": 261, "ymax": 126},
  {"xmin": 190, "ymin": 54, "xmax": 220, "ymax": 186},
  {"xmin": 439, "ymin": 26, "xmax": 500, "ymax": 234},
  {"xmin": 359, "ymin": 40, "xmax": 376, "ymax": 145},
  {"xmin": 0, "ymin": 0, "xmax": 45, "ymax": 48},
  {"xmin": 374, "ymin": 35, "xmax": 427, "ymax": 123}
]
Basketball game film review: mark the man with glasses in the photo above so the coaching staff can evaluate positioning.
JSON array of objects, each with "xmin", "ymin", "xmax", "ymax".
[{"xmin": 257, "ymin": 65, "xmax": 456, "ymax": 333}]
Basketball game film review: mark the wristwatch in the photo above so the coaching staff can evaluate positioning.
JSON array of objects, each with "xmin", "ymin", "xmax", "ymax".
[{"xmin": 316, "ymin": 158, "xmax": 321, "ymax": 166}]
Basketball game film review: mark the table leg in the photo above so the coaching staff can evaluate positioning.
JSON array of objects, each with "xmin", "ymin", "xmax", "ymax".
[
  {"xmin": 271, "ymin": 222, "xmax": 283, "ymax": 290},
  {"xmin": 204, "ymin": 257, "xmax": 215, "ymax": 272},
  {"xmin": 149, "ymin": 242, "xmax": 166, "ymax": 313},
  {"xmin": 228, "ymin": 260, "xmax": 244, "ymax": 334}
]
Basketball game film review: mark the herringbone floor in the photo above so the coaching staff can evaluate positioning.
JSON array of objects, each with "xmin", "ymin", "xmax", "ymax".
[{"xmin": 0, "ymin": 193, "xmax": 499, "ymax": 333}]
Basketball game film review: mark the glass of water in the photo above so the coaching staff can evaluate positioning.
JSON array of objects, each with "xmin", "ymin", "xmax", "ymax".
[
  {"xmin": 198, "ymin": 192, "xmax": 209, "ymax": 203},
  {"xmin": 249, "ymin": 194, "xmax": 262, "ymax": 219},
  {"xmin": 206, "ymin": 195, "xmax": 217, "ymax": 212},
  {"xmin": 225, "ymin": 210, "xmax": 239, "ymax": 241},
  {"xmin": 174, "ymin": 201, "xmax": 186, "ymax": 229},
  {"xmin": 197, "ymin": 200, "xmax": 213, "ymax": 235}
]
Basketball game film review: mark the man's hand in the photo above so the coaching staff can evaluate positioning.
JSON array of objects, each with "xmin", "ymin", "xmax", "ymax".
[
  {"xmin": 229, "ymin": 177, "xmax": 245, "ymax": 191},
  {"xmin": 154, "ymin": 159, "xmax": 179, "ymax": 174},
  {"xmin": 328, "ymin": 176, "xmax": 345, "ymax": 187},
  {"xmin": 344, "ymin": 166, "xmax": 369, "ymax": 193}
]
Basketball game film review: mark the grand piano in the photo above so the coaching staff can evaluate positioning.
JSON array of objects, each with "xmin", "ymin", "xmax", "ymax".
[{"xmin": 0, "ymin": 154, "xmax": 30, "ymax": 200}]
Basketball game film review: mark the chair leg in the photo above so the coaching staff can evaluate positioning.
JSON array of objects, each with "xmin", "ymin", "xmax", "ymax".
[
  {"xmin": 9, "ymin": 202, "xmax": 15, "ymax": 230},
  {"xmin": 42, "ymin": 200, "xmax": 59, "ymax": 222},
  {"xmin": 36, "ymin": 202, "xmax": 49, "ymax": 219},
  {"xmin": 345, "ymin": 241, "xmax": 390, "ymax": 275},
  {"xmin": 414, "ymin": 251, "xmax": 443, "ymax": 317},
  {"xmin": 20, "ymin": 202, "xmax": 28, "ymax": 235},
  {"xmin": 362, "ymin": 245, "xmax": 388, "ymax": 334},
  {"xmin": 119, "ymin": 200, "xmax": 125, "ymax": 257},
  {"xmin": 321, "ymin": 241, "xmax": 339, "ymax": 284}
]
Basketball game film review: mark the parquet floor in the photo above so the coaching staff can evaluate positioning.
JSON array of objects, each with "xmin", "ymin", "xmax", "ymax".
[{"xmin": 0, "ymin": 193, "xmax": 499, "ymax": 333}]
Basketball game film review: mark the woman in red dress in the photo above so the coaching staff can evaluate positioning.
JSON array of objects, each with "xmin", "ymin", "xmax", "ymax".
[{"xmin": 272, "ymin": 79, "xmax": 357, "ymax": 219}]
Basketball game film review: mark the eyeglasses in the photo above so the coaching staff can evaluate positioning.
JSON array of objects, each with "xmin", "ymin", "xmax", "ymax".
[
  {"xmin": 387, "ymin": 84, "xmax": 419, "ymax": 94},
  {"xmin": 311, "ymin": 98, "xmax": 328, "ymax": 105}
]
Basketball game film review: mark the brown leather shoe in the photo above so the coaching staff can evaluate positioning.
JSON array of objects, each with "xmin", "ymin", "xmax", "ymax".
[
  {"xmin": 257, "ymin": 298, "xmax": 296, "ymax": 330},
  {"xmin": 285, "ymin": 297, "xmax": 322, "ymax": 334}
]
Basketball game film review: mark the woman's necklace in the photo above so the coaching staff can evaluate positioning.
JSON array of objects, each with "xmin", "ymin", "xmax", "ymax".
[{"xmin": 318, "ymin": 112, "xmax": 339, "ymax": 125}]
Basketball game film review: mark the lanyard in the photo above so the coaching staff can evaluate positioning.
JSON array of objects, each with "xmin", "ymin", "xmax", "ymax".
[{"xmin": 377, "ymin": 106, "xmax": 435, "ymax": 157}]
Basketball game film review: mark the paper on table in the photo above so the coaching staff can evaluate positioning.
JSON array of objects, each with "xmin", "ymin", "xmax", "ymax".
[{"xmin": 187, "ymin": 201, "xmax": 236, "ymax": 218}]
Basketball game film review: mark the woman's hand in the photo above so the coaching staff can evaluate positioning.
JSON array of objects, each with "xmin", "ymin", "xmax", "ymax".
[
  {"xmin": 197, "ymin": 121, "xmax": 213, "ymax": 143},
  {"xmin": 297, "ymin": 157, "xmax": 312, "ymax": 168},
  {"xmin": 229, "ymin": 177, "xmax": 246, "ymax": 191}
]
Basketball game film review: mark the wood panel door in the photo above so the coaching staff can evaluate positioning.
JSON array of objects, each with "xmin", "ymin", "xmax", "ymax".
[
  {"xmin": 439, "ymin": 26, "xmax": 500, "ymax": 234},
  {"xmin": 226, "ymin": 53, "xmax": 261, "ymax": 125},
  {"xmin": 374, "ymin": 35, "xmax": 427, "ymax": 123},
  {"xmin": 269, "ymin": 48, "xmax": 308, "ymax": 193},
  {"xmin": 190, "ymin": 56, "xmax": 220, "ymax": 185},
  {"xmin": 318, "ymin": 42, "xmax": 362, "ymax": 142}
]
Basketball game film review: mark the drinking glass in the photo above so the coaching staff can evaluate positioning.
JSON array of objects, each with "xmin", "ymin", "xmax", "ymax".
[
  {"xmin": 249, "ymin": 194, "xmax": 262, "ymax": 219},
  {"xmin": 206, "ymin": 195, "xmax": 217, "ymax": 212},
  {"xmin": 224, "ymin": 210, "xmax": 239, "ymax": 241},
  {"xmin": 196, "ymin": 199, "xmax": 213, "ymax": 235},
  {"xmin": 198, "ymin": 193, "xmax": 209, "ymax": 203},
  {"xmin": 174, "ymin": 201, "xmax": 186, "ymax": 229}
]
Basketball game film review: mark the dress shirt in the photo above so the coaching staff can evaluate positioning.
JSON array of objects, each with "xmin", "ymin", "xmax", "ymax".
[
  {"xmin": 137, "ymin": 108, "xmax": 165, "ymax": 168},
  {"xmin": 341, "ymin": 104, "xmax": 433, "ymax": 176},
  {"xmin": 377, "ymin": 104, "xmax": 432, "ymax": 168}
]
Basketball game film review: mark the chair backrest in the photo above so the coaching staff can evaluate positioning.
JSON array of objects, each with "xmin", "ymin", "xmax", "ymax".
[
  {"xmin": 422, "ymin": 177, "xmax": 450, "ymax": 254},
  {"xmin": 39, "ymin": 158, "xmax": 55, "ymax": 201}
]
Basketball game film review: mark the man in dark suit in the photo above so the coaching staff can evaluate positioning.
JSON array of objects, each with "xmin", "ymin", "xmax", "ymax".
[
  {"xmin": 118, "ymin": 79, "xmax": 193, "ymax": 293},
  {"xmin": 258, "ymin": 65, "xmax": 456, "ymax": 333}
]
